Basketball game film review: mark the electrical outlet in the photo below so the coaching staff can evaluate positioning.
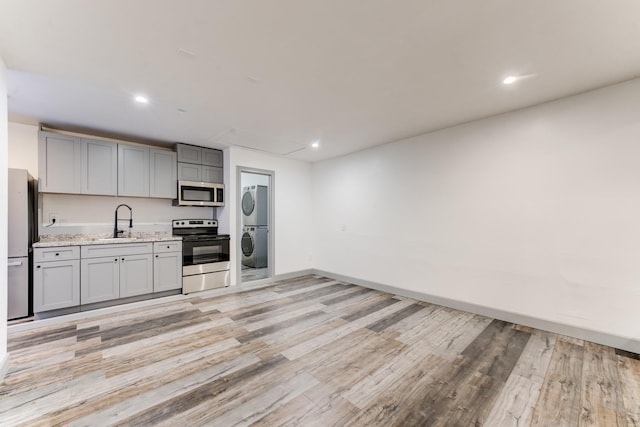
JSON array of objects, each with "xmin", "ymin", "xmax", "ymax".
[{"xmin": 49, "ymin": 213, "xmax": 59, "ymax": 224}]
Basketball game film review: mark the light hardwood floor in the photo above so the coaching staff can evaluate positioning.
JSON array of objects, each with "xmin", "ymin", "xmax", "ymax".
[{"xmin": 1, "ymin": 275, "xmax": 639, "ymax": 426}]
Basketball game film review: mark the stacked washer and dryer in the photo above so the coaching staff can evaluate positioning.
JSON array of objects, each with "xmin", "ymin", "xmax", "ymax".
[{"xmin": 241, "ymin": 185, "xmax": 268, "ymax": 268}]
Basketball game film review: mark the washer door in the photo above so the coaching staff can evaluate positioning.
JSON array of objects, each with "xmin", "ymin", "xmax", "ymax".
[
  {"xmin": 241, "ymin": 231, "xmax": 254, "ymax": 256},
  {"xmin": 242, "ymin": 191, "xmax": 255, "ymax": 217}
]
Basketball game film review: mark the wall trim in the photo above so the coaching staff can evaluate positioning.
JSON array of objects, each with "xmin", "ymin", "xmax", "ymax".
[
  {"xmin": 313, "ymin": 269, "xmax": 640, "ymax": 354},
  {"xmin": 0, "ymin": 353, "xmax": 9, "ymax": 383},
  {"xmin": 273, "ymin": 269, "xmax": 314, "ymax": 282}
]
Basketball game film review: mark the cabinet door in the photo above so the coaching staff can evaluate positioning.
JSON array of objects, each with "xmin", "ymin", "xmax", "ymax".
[
  {"xmin": 118, "ymin": 144, "xmax": 150, "ymax": 197},
  {"xmin": 38, "ymin": 132, "xmax": 82, "ymax": 194},
  {"xmin": 176, "ymin": 144, "xmax": 202, "ymax": 164},
  {"xmin": 82, "ymin": 138, "xmax": 117, "ymax": 195},
  {"xmin": 202, "ymin": 148, "xmax": 223, "ymax": 167},
  {"xmin": 202, "ymin": 166, "xmax": 223, "ymax": 183},
  {"xmin": 34, "ymin": 260, "xmax": 80, "ymax": 312},
  {"xmin": 150, "ymin": 149, "xmax": 177, "ymax": 198},
  {"xmin": 154, "ymin": 252, "xmax": 182, "ymax": 292},
  {"xmin": 81, "ymin": 257, "xmax": 120, "ymax": 304},
  {"xmin": 120, "ymin": 253, "xmax": 153, "ymax": 297},
  {"xmin": 178, "ymin": 162, "xmax": 202, "ymax": 181}
]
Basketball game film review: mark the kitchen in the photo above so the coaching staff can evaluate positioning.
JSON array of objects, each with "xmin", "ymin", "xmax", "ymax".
[{"xmin": 2, "ymin": 1, "xmax": 640, "ymax": 425}]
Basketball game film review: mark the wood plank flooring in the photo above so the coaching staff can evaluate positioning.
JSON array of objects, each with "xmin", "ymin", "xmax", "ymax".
[{"xmin": 1, "ymin": 275, "xmax": 639, "ymax": 426}]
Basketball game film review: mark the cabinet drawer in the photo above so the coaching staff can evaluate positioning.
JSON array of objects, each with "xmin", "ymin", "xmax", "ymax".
[
  {"xmin": 81, "ymin": 242, "xmax": 153, "ymax": 258},
  {"xmin": 34, "ymin": 246, "xmax": 80, "ymax": 263},
  {"xmin": 153, "ymin": 241, "xmax": 182, "ymax": 253}
]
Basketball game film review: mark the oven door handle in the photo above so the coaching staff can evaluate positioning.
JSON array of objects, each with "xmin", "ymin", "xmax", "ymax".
[{"xmin": 182, "ymin": 236, "xmax": 230, "ymax": 241}]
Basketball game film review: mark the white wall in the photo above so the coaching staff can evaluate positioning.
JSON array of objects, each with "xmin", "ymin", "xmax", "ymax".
[
  {"xmin": 39, "ymin": 194, "xmax": 212, "ymax": 235},
  {"xmin": 313, "ymin": 78, "xmax": 640, "ymax": 348},
  {"xmin": 0, "ymin": 57, "xmax": 9, "ymax": 379},
  {"xmin": 8, "ymin": 122, "xmax": 38, "ymax": 177},
  {"xmin": 220, "ymin": 146, "xmax": 313, "ymax": 285}
]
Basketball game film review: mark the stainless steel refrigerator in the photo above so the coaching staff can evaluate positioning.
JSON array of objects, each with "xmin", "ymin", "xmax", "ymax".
[{"xmin": 7, "ymin": 168, "xmax": 37, "ymax": 320}]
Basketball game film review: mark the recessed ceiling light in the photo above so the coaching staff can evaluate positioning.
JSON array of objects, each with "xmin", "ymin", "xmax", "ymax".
[
  {"xmin": 503, "ymin": 76, "xmax": 518, "ymax": 85},
  {"xmin": 134, "ymin": 95, "xmax": 149, "ymax": 104},
  {"xmin": 311, "ymin": 141, "xmax": 320, "ymax": 149}
]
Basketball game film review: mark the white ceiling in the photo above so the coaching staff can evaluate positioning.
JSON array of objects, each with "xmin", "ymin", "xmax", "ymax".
[{"xmin": 1, "ymin": 0, "xmax": 640, "ymax": 162}]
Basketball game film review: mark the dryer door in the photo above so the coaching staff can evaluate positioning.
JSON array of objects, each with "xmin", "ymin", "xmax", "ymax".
[
  {"xmin": 242, "ymin": 191, "xmax": 255, "ymax": 217},
  {"xmin": 241, "ymin": 231, "xmax": 254, "ymax": 256}
]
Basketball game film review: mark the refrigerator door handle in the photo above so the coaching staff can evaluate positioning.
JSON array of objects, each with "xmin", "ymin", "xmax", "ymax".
[{"xmin": 8, "ymin": 260, "xmax": 23, "ymax": 267}]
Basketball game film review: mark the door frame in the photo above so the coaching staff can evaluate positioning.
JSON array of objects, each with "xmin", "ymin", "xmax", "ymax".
[{"xmin": 236, "ymin": 166, "xmax": 275, "ymax": 285}]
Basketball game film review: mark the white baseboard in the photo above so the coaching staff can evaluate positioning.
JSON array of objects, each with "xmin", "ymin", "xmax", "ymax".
[
  {"xmin": 313, "ymin": 269, "xmax": 640, "ymax": 355},
  {"xmin": 0, "ymin": 352, "xmax": 9, "ymax": 383},
  {"xmin": 272, "ymin": 269, "xmax": 315, "ymax": 281}
]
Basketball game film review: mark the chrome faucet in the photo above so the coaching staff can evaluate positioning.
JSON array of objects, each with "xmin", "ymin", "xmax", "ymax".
[{"xmin": 114, "ymin": 204, "xmax": 133, "ymax": 238}]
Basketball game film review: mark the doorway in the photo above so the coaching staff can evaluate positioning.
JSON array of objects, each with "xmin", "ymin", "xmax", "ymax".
[{"xmin": 237, "ymin": 168, "xmax": 274, "ymax": 284}]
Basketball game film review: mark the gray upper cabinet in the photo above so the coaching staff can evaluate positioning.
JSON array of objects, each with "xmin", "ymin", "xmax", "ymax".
[
  {"xmin": 178, "ymin": 162, "xmax": 202, "ymax": 181},
  {"xmin": 150, "ymin": 149, "xmax": 177, "ymax": 198},
  {"xmin": 81, "ymin": 138, "xmax": 117, "ymax": 195},
  {"xmin": 176, "ymin": 143, "xmax": 223, "ymax": 179},
  {"xmin": 39, "ymin": 131, "xmax": 180, "ymax": 199},
  {"xmin": 176, "ymin": 143, "xmax": 202, "ymax": 164},
  {"xmin": 118, "ymin": 144, "xmax": 150, "ymax": 197},
  {"xmin": 202, "ymin": 166, "xmax": 223, "ymax": 183},
  {"xmin": 202, "ymin": 148, "xmax": 223, "ymax": 167},
  {"xmin": 38, "ymin": 132, "xmax": 82, "ymax": 194}
]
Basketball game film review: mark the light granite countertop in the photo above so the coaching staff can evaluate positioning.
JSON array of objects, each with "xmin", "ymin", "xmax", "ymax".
[{"xmin": 33, "ymin": 232, "xmax": 181, "ymax": 248}]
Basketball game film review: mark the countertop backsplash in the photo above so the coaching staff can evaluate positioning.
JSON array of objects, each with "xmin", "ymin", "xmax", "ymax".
[
  {"xmin": 34, "ymin": 229, "xmax": 180, "ymax": 248},
  {"xmin": 38, "ymin": 222, "xmax": 173, "ymax": 239}
]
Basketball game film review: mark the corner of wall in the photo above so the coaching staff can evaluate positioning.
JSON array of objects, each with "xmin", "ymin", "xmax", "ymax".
[{"xmin": 1, "ymin": 55, "xmax": 10, "ymax": 381}]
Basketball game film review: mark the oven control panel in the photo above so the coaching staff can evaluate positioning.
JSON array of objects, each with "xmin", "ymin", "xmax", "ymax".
[{"xmin": 172, "ymin": 219, "xmax": 218, "ymax": 228}]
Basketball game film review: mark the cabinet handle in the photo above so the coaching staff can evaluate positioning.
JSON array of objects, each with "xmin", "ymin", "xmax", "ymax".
[
  {"xmin": 155, "ymin": 255, "xmax": 159, "ymax": 258},
  {"xmin": 167, "ymin": 246, "xmax": 170, "ymax": 249},
  {"xmin": 121, "ymin": 258, "xmax": 125, "ymax": 261},
  {"xmin": 55, "ymin": 253, "xmax": 59, "ymax": 256},
  {"xmin": 114, "ymin": 258, "xmax": 118, "ymax": 262},
  {"xmin": 36, "ymin": 265, "xmax": 41, "ymax": 268}
]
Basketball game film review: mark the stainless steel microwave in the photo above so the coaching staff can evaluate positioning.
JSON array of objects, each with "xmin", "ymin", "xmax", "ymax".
[{"xmin": 174, "ymin": 181, "xmax": 224, "ymax": 207}]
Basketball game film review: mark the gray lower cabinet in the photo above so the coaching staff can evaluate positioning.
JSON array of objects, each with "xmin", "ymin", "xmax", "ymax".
[
  {"xmin": 120, "ymin": 253, "xmax": 154, "ymax": 297},
  {"xmin": 81, "ymin": 242, "xmax": 154, "ymax": 304},
  {"xmin": 153, "ymin": 253, "xmax": 182, "ymax": 292},
  {"xmin": 81, "ymin": 256, "xmax": 120, "ymax": 304},
  {"xmin": 153, "ymin": 241, "xmax": 182, "ymax": 292},
  {"xmin": 34, "ymin": 241, "xmax": 179, "ymax": 313},
  {"xmin": 33, "ymin": 246, "xmax": 81, "ymax": 312}
]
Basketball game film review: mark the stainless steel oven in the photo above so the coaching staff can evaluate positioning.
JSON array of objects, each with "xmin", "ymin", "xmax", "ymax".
[{"xmin": 172, "ymin": 219, "xmax": 230, "ymax": 293}]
